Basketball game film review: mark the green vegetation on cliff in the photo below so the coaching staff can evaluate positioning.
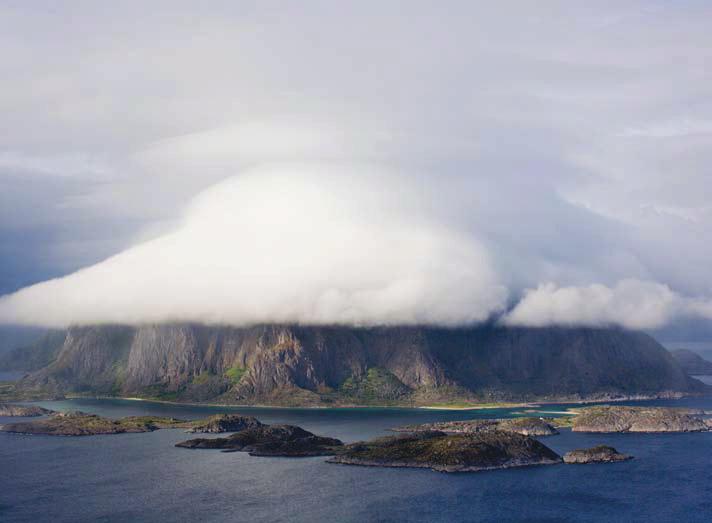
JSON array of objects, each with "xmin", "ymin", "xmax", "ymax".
[
  {"xmin": 192, "ymin": 371, "xmax": 216, "ymax": 385},
  {"xmin": 138, "ymin": 384, "xmax": 180, "ymax": 402},
  {"xmin": 338, "ymin": 367, "xmax": 410, "ymax": 404},
  {"xmin": 224, "ymin": 365, "xmax": 246, "ymax": 384}
]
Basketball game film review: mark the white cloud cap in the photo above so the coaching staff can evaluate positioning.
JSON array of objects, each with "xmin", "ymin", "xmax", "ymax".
[
  {"xmin": 503, "ymin": 279, "xmax": 712, "ymax": 330},
  {"xmin": 0, "ymin": 165, "xmax": 507, "ymax": 328}
]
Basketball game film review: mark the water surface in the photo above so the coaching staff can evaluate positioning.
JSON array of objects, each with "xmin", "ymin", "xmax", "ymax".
[{"xmin": 2, "ymin": 397, "xmax": 712, "ymax": 522}]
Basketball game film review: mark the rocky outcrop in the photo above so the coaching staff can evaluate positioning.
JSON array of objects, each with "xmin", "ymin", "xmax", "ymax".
[
  {"xmin": 0, "ymin": 403, "xmax": 54, "ymax": 417},
  {"xmin": 187, "ymin": 414, "xmax": 263, "ymax": 433},
  {"xmin": 176, "ymin": 424, "xmax": 343, "ymax": 456},
  {"xmin": 10, "ymin": 324, "xmax": 705, "ymax": 406},
  {"xmin": 571, "ymin": 406, "xmax": 711, "ymax": 433},
  {"xmin": 327, "ymin": 430, "xmax": 562, "ymax": 472},
  {"xmin": 563, "ymin": 445, "xmax": 633, "ymax": 464},
  {"xmin": 0, "ymin": 411, "xmax": 191, "ymax": 436},
  {"xmin": 393, "ymin": 417, "xmax": 558, "ymax": 436},
  {"xmin": 498, "ymin": 418, "xmax": 559, "ymax": 436},
  {"xmin": 671, "ymin": 349, "xmax": 712, "ymax": 375}
]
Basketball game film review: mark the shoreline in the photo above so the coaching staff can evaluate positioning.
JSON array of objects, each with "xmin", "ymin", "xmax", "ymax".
[
  {"xmin": 417, "ymin": 403, "xmax": 535, "ymax": 411},
  {"xmin": 80, "ymin": 396, "xmax": 536, "ymax": 411},
  {"xmin": 14, "ymin": 391, "xmax": 702, "ymax": 412}
]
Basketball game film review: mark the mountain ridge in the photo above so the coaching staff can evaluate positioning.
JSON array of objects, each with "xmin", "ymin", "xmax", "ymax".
[
  {"xmin": 2, "ymin": 323, "xmax": 704, "ymax": 406},
  {"xmin": 670, "ymin": 349, "xmax": 712, "ymax": 376}
]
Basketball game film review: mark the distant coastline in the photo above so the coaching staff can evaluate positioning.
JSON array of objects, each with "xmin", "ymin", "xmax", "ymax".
[{"xmin": 14, "ymin": 390, "xmax": 703, "ymax": 412}]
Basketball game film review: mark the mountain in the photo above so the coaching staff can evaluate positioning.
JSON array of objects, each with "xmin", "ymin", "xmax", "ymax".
[
  {"xmin": 3, "ymin": 324, "xmax": 704, "ymax": 406},
  {"xmin": 670, "ymin": 349, "xmax": 712, "ymax": 376},
  {"xmin": 0, "ymin": 329, "xmax": 65, "ymax": 372},
  {"xmin": 0, "ymin": 326, "xmax": 48, "ymax": 359}
]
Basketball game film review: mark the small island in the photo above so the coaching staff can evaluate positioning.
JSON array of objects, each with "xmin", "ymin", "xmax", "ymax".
[
  {"xmin": 186, "ymin": 414, "xmax": 264, "ymax": 433},
  {"xmin": 176, "ymin": 424, "xmax": 343, "ymax": 456},
  {"xmin": 0, "ymin": 411, "xmax": 194, "ymax": 436},
  {"xmin": 571, "ymin": 406, "xmax": 712, "ymax": 433},
  {"xmin": 0, "ymin": 410, "xmax": 283, "ymax": 436},
  {"xmin": 563, "ymin": 445, "xmax": 632, "ymax": 464},
  {"xmin": 3, "ymin": 404, "xmax": 707, "ymax": 475},
  {"xmin": 392, "ymin": 417, "xmax": 558, "ymax": 436},
  {"xmin": 327, "ymin": 430, "xmax": 562, "ymax": 472},
  {"xmin": 0, "ymin": 403, "xmax": 55, "ymax": 417}
]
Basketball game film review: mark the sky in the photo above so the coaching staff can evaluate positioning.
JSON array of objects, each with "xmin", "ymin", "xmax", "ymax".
[{"xmin": 1, "ymin": 1, "xmax": 712, "ymax": 337}]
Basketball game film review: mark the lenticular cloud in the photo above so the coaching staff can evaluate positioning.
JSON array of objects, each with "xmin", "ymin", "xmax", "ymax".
[{"xmin": 0, "ymin": 165, "xmax": 508, "ymax": 328}]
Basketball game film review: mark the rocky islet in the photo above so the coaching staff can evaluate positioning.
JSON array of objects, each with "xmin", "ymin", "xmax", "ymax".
[
  {"xmin": 2, "ymin": 405, "xmax": 710, "ymax": 473},
  {"xmin": 563, "ymin": 445, "xmax": 633, "ymax": 464}
]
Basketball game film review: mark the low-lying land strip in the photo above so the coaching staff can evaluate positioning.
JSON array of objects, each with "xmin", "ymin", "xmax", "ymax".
[
  {"xmin": 392, "ymin": 417, "xmax": 559, "ymax": 436},
  {"xmin": 0, "ymin": 403, "xmax": 55, "ymax": 417},
  {"xmin": 0, "ymin": 410, "xmax": 266, "ymax": 436}
]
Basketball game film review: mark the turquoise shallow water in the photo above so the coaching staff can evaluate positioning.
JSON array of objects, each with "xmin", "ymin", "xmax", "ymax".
[{"xmin": 2, "ymin": 396, "xmax": 712, "ymax": 522}]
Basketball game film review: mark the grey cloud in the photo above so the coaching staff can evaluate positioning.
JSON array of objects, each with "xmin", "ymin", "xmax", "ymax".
[{"xmin": 1, "ymin": 2, "xmax": 711, "ymax": 332}]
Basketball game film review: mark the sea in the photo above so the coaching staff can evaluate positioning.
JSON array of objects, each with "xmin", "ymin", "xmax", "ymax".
[{"xmin": 2, "ymin": 393, "xmax": 712, "ymax": 523}]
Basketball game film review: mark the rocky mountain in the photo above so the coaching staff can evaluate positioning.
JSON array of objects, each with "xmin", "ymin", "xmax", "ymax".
[
  {"xmin": 670, "ymin": 349, "xmax": 712, "ymax": 375},
  {"xmin": 3, "ymin": 324, "xmax": 705, "ymax": 406}
]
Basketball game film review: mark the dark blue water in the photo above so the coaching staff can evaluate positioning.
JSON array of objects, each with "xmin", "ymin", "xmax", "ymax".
[{"xmin": 2, "ymin": 397, "xmax": 712, "ymax": 522}]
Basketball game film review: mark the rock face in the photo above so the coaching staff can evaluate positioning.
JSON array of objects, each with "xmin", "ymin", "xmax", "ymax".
[
  {"xmin": 176, "ymin": 424, "xmax": 343, "ymax": 456},
  {"xmin": 188, "ymin": 414, "xmax": 263, "ymax": 433},
  {"xmin": 671, "ymin": 349, "xmax": 712, "ymax": 376},
  {"xmin": 0, "ymin": 403, "xmax": 54, "ymax": 417},
  {"xmin": 0, "ymin": 411, "xmax": 190, "ymax": 436},
  {"xmin": 6, "ymin": 324, "xmax": 704, "ymax": 406},
  {"xmin": 16, "ymin": 326, "xmax": 135, "ymax": 395},
  {"xmin": 393, "ymin": 417, "xmax": 558, "ymax": 436},
  {"xmin": 571, "ymin": 406, "xmax": 711, "ymax": 433},
  {"xmin": 327, "ymin": 430, "xmax": 562, "ymax": 472},
  {"xmin": 563, "ymin": 445, "xmax": 633, "ymax": 464}
]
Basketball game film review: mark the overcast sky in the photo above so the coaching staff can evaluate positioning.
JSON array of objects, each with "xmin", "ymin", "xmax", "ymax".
[{"xmin": 1, "ymin": 1, "xmax": 712, "ymax": 337}]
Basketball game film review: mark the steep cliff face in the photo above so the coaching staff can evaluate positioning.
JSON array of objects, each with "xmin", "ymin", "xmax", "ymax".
[
  {"xmin": 12, "ymin": 324, "xmax": 704, "ymax": 405},
  {"xmin": 124, "ymin": 325, "xmax": 202, "ymax": 391},
  {"xmin": 22, "ymin": 326, "xmax": 133, "ymax": 394},
  {"xmin": 424, "ymin": 327, "xmax": 695, "ymax": 397}
]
